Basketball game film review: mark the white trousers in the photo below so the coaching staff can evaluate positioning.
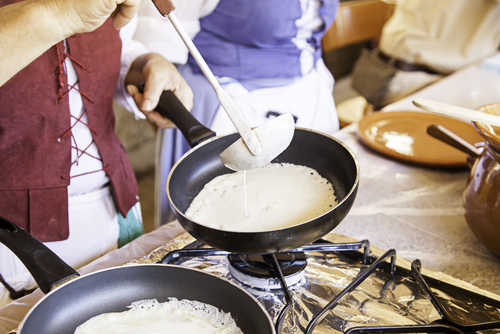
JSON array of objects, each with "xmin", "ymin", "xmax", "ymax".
[{"xmin": 0, "ymin": 186, "xmax": 119, "ymax": 307}]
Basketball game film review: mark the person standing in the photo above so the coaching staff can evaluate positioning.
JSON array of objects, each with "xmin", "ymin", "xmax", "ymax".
[
  {"xmin": 350, "ymin": 0, "xmax": 500, "ymax": 110},
  {"xmin": 134, "ymin": 0, "xmax": 340, "ymax": 225},
  {"xmin": 0, "ymin": 0, "xmax": 193, "ymax": 306}
]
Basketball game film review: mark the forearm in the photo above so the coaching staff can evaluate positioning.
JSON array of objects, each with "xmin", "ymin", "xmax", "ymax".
[
  {"xmin": 0, "ymin": 0, "xmax": 67, "ymax": 86},
  {"xmin": 0, "ymin": 0, "xmax": 141, "ymax": 87}
]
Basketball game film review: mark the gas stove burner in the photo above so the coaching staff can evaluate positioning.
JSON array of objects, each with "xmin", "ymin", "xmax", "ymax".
[
  {"xmin": 142, "ymin": 235, "xmax": 500, "ymax": 334},
  {"xmin": 228, "ymin": 252, "xmax": 306, "ymax": 289}
]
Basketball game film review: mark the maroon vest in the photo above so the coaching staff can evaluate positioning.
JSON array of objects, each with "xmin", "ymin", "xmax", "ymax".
[{"xmin": 0, "ymin": 17, "xmax": 138, "ymax": 242}]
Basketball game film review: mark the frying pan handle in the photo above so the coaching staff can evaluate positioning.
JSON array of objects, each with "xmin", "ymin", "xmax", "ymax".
[
  {"xmin": 137, "ymin": 82, "xmax": 216, "ymax": 147},
  {"xmin": 0, "ymin": 216, "xmax": 79, "ymax": 294}
]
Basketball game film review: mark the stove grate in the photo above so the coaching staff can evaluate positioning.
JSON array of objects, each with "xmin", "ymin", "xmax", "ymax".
[{"xmin": 160, "ymin": 239, "xmax": 500, "ymax": 334}]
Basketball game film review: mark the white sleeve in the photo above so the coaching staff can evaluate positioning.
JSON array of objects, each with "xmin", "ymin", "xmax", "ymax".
[
  {"xmin": 114, "ymin": 16, "xmax": 149, "ymax": 120},
  {"xmin": 133, "ymin": 0, "xmax": 220, "ymax": 65}
]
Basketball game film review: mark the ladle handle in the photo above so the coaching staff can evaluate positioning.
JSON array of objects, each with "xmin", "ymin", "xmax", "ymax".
[
  {"xmin": 137, "ymin": 82, "xmax": 216, "ymax": 147},
  {"xmin": 413, "ymin": 98, "xmax": 500, "ymax": 127},
  {"xmin": 151, "ymin": 0, "xmax": 175, "ymax": 15},
  {"xmin": 0, "ymin": 216, "xmax": 79, "ymax": 294},
  {"xmin": 427, "ymin": 124, "xmax": 481, "ymax": 159},
  {"xmin": 165, "ymin": 11, "xmax": 263, "ymax": 156}
]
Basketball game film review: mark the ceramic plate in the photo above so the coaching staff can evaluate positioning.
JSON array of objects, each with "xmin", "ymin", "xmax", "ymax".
[{"xmin": 356, "ymin": 111, "xmax": 484, "ymax": 168}]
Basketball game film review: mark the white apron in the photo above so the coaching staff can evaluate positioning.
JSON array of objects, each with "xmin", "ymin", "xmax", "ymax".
[
  {"xmin": 0, "ymin": 187, "xmax": 120, "ymax": 307},
  {"xmin": 211, "ymin": 59, "xmax": 339, "ymax": 136}
]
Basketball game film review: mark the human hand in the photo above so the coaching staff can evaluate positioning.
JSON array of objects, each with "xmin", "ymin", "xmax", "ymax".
[
  {"xmin": 46, "ymin": 0, "xmax": 141, "ymax": 37},
  {"xmin": 125, "ymin": 53, "xmax": 194, "ymax": 129}
]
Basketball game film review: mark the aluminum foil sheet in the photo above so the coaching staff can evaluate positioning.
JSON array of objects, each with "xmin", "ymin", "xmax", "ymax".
[{"xmin": 130, "ymin": 233, "xmax": 500, "ymax": 334}]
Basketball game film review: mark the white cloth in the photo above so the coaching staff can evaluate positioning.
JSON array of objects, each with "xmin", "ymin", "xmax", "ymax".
[
  {"xmin": 0, "ymin": 187, "xmax": 119, "ymax": 308},
  {"xmin": 350, "ymin": 0, "xmax": 500, "ymax": 109},
  {"xmin": 379, "ymin": 0, "xmax": 500, "ymax": 74},
  {"xmin": 380, "ymin": 70, "xmax": 442, "ymax": 107},
  {"xmin": 114, "ymin": 16, "xmax": 151, "ymax": 120},
  {"xmin": 294, "ymin": 0, "xmax": 324, "ymax": 75},
  {"xmin": 211, "ymin": 59, "xmax": 339, "ymax": 136}
]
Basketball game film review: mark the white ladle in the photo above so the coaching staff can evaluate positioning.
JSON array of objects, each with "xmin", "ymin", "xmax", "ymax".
[
  {"xmin": 413, "ymin": 98, "xmax": 500, "ymax": 127},
  {"xmin": 151, "ymin": 0, "xmax": 295, "ymax": 171}
]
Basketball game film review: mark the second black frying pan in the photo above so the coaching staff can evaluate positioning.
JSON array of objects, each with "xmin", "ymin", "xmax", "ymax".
[
  {"xmin": 0, "ymin": 217, "xmax": 275, "ymax": 334},
  {"xmin": 149, "ymin": 89, "xmax": 359, "ymax": 254}
]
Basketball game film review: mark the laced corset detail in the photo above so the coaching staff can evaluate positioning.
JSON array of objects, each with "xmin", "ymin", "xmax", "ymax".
[{"xmin": 55, "ymin": 42, "xmax": 110, "ymax": 180}]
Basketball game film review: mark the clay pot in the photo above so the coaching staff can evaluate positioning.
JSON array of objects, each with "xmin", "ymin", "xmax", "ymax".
[
  {"xmin": 463, "ymin": 103, "xmax": 500, "ymax": 256},
  {"xmin": 429, "ymin": 103, "xmax": 500, "ymax": 255},
  {"xmin": 463, "ymin": 143, "xmax": 500, "ymax": 256}
]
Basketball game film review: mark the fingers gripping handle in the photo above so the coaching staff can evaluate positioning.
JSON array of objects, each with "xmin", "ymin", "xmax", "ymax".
[{"xmin": 137, "ymin": 82, "xmax": 216, "ymax": 147}]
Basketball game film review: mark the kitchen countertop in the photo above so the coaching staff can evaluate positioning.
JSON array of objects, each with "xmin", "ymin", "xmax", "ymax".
[
  {"xmin": 333, "ymin": 124, "xmax": 500, "ymax": 295},
  {"xmin": 333, "ymin": 56, "xmax": 500, "ymax": 295}
]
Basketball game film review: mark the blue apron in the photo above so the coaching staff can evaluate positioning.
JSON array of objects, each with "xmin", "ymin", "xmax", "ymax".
[{"xmin": 189, "ymin": 0, "xmax": 338, "ymax": 79}]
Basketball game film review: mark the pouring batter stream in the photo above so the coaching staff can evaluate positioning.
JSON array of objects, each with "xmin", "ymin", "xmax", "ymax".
[{"xmin": 185, "ymin": 163, "xmax": 338, "ymax": 232}]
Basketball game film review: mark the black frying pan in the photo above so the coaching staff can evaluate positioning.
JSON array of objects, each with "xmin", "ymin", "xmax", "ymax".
[
  {"xmin": 0, "ymin": 217, "xmax": 275, "ymax": 334},
  {"xmin": 149, "ymin": 89, "xmax": 359, "ymax": 254}
]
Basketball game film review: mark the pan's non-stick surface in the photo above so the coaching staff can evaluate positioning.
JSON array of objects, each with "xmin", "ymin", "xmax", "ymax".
[
  {"xmin": 167, "ymin": 128, "xmax": 359, "ymax": 254},
  {"xmin": 19, "ymin": 265, "xmax": 274, "ymax": 334}
]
